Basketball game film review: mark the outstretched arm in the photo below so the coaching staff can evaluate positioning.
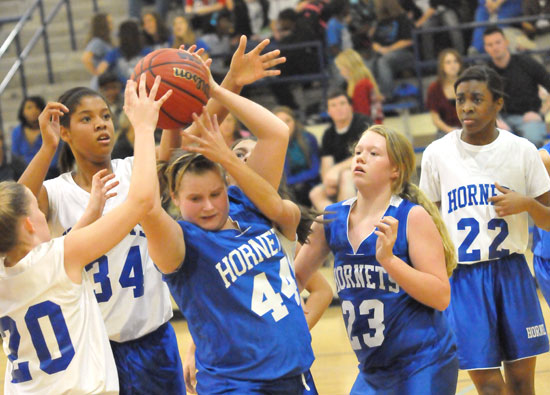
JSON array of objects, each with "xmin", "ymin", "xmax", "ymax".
[{"xmin": 18, "ymin": 102, "xmax": 68, "ymax": 218}]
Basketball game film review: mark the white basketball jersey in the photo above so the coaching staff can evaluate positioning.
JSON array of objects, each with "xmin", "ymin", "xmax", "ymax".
[
  {"xmin": 420, "ymin": 129, "xmax": 550, "ymax": 264},
  {"xmin": 44, "ymin": 157, "xmax": 172, "ymax": 342},
  {"xmin": 0, "ymin": 238, "xmax": 118, "ymax": 394}
]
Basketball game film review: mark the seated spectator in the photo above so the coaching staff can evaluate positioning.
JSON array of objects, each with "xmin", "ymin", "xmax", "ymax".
[
  {"xmin": 171, "ymin": 14, "xmax": 207, "ymax": 51},
  {"xmin": 142, "ymin": 11, "xmax": 172, "ymax": 49},
  {"xmin": 348, "ymin": 0, "xmax": 377, "ymax": 55},
  {"xmin": 96, "ymin": 20, "xmax": 152, "ymax": 83},
  {"xmin": 219, "ymin": 112, "xmax": 250, "ymax": 147},
  {"xmin": 268, "ymin": 0, "xmax": 299, "ymax": 40},
  {"xmin": 415, "ymin": 1, "xmax": 465, "ymax": 60},
  {"xmin": 470, "ymin": 0, "xmax": 522, "ymax": 54},
  {"xmin": 365, "ymin": 0, "xmax": 415, "ymax": 101},
  {"xmin": 325, "ymin": 0, "xmax": 353, "ymax": 59},
  {"xmin": 484, "ymin": 26, "xmax": 550, "ymax": 147},
  {"xmin": 185, "ymin": 0, "xmax": 228, "ymax": 33},
  {"xmin": 98, "ymin": 71, "xmax": 124, "ymax": 130},
  {"xmin": 235, "ymin": 0, "xmax": 270, "ymax": 40},
  {"xmin": 81, "ymin": 12, "xmax": 113, "ymax": 90},
  {"xmin": 128, "ymin": 0, "xmax": 169, "ymax": 21},
  {"xmin": 198, "ymin": 10, "xmax": 235, "ymax": 82},
  {"xmin": 11, "ymin": 96, "xmax": 60, "ymax": 179},
  {"xmin": 335, "ymin": 48, "xmax": 384, "ymax": 124},
  {"xmin": 309, "ymin": 90, "xmax": 372, "ymax": 211},
  {"xmin": 426, "ymin": 48, "xmax": 463, "ymax": 138},
  {"xmin": 0, "ymin": 131, "xmax": 25, "ymax": 181},
  {"xmin": 274, "ymin": 106, "xmax": 321, "ymax": 207}
]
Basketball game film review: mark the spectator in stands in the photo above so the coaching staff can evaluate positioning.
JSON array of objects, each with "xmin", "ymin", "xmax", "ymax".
[
  {"xmin": 415, "ymin": 1, "xmax": 465, "ymax": 60},
  {"xmin": 365, "ymin": 0, "xmax": 415, "ymax": 101},
  {"xmin": 98, "ymin": 71, "xmax": 124, "ymax": 131},
  {"xmin": 268, "ymin": 0, "xmax": 299, "ymax": 40},
  {"xmin": 0, "ymin": 131, "xmax": 25, "ymax": 181},
  {"xmin": 426, "ymin": 48, "xmax": 463, "ymax": 138},
  {"xmin": 11, "ymin": 96, "xmax": 59, "ymax": 179},
  {"xmin": 470, "ymin": 0, "xmax": 522, "ymax": 54},
  {"xmin": 81, "ymin": 12, "xmax": 114, "ymax": 90},
  {"xmin": 348, "ymin": 0, "xmax": 377, "ymax": 55},
  {"xmin": 129, "ymin": 0, "xmax": 169, "ymax": 21},
  {"xmin": 270, "ymin": 7, "xmax": 322, "ymax": 110},
  {"xmin": 484, "ymin": 26, "xmax": 550, "ymax": 147},
  {"xmin": 186, "ymin": 0, "xmax": 229, "ymax": 33},
  {"xmin": 142, "ymin": 11, "xmax": 172, "ymax": 49},
  {"xmin": 112, "ymin": 113, "xmax": 135, "ymax": 160},
  {"xmin": 219, "ymin": 112, "xmax": 250, "ymax": 147},
  {"xmin": 309, "ymin": 90, "xmax": 371, "ymax": 211},
  {"xmin": 96, "ymin": 20, "xmax": 152, "ymax": 83},
  {"xmin": 171, "ymin": 14, "xmax": 206, "ymax": 51},
  {"xmin": 198, "ymin": 10, "xmax": 236, "ymax": 82},
  {"xmin": 234, "ymin": 0, "xmax": 269, "ymax": 40},
  {"xmin": 274, "ymin": 106, "xmax": 321, "ymax": 207},
  {"xmin": 325, "ymin": 0, "xmax": 353, "ymax": 59},
  {"xmin": 335, "ymin": 48, "xmax": 384, "ymax": 124}
]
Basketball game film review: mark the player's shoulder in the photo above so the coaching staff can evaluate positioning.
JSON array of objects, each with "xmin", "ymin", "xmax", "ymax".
[{"xmin": 423, "ymin": 130, "xmax": 460, "ymax": 157}]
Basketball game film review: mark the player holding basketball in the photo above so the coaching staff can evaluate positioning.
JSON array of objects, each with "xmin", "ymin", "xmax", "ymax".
[
  {"xmin": 0, "ymin": 75, "xmax": 169, "ymax": 394},
  {"xmin": 419, "ymin": 65, "xmax": 550, "ymax": 394},
  {"xmin": 294, "ymin": 124, "xmax": 459, "ymax": 394},
  {"xmin": 140, "ymin": 54, "xmax": 315, "ymax": 393},
  {"xmin": 18, "ymin": 39, "xmax": 285, "ymax": 393}
]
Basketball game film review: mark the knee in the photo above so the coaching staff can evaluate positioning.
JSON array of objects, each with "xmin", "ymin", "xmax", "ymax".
[
  {"xmin": 476, "ymin": 382, "xmax": 506, "ymax": 395},
  {"xmin": 506, "ymin": 378, "xmax": 534, "ymax": 395}
]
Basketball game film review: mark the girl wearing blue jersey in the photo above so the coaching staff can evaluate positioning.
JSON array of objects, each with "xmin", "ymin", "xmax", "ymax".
[
  {"xmin": 140, "ymin": 60, "xmax": 315, "ymax": 393},
  {"xmin": 294, "ymin": 124, "xmax": 459, "ymax": 394},
  {"xmin": 17, "ymin": 39, "xmax": 284, "ymax": 394},
  {"xmin": 0, "ymin": 75, "xmax": 169, "ymax": 394},
  {"xmin": 420, "ymin": 65, "xmax": 550, "ymax": 394},
  {"xmin": 533, "ymin": 143, "xmax": 550, "ymax": 308}
]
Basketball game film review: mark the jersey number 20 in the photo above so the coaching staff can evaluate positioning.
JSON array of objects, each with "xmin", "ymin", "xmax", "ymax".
[{"xmin": 0, "ymin": 301, "xmax": 75, "ymax": 383}]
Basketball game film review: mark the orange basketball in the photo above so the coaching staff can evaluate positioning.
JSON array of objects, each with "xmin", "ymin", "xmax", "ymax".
[{"xmin": 131, "ymin": 48, "xmax": 210, "ymax": 129}]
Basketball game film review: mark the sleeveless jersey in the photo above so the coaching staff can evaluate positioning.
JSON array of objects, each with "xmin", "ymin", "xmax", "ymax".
[
  {"xmin": 43, "ymin": 157, "xmax": 172, "ymax": 342},
  {"xmin": 420, "ymin": 129, "xmax": 550, "ymax": 264},
  {"xmin": 324, "ymin": 196, "xmax": 456, "ymax": 382},
  {"xmin": 533, "ymin": 142, "xmax": 550, "ymax": 259},
  {"xmin": 164, "ymin": 186, "xmax": 314, "ymax": 381},
  {"xmin": 0, "ymin": 238, "xmax": 118, "ymax": 394}
]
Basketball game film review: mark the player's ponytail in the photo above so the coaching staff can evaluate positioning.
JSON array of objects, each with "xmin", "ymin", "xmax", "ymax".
[
  {"xmin": 363, "ymin": 125, "xmax": 457, "ymax": 277},
  {"xmin": 0, "ymin": 182, "xmax": 29, "ymax": 254},
  {"xmin": 400, "ymin": 182, "xmax": 457, "ymax": 277}
]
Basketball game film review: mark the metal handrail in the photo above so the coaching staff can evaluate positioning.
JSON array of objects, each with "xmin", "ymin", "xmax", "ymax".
[
  {"xmin": 411, "ymin": 14, "xmax": 550, "ymax": 108},
  {"xmin": 0, "ymin": 0, "xmax": 99, "ymax": 132}
]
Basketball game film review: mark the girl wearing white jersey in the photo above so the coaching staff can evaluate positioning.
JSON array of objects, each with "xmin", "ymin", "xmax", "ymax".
[
  {"xmin": 419, "ymin": 65, "xmax": 550, "ymax": 394},
  {"xmin": 0, "ymin": 75, "xmax": 169, "ymax": 394},
  {"xmin": 18, "ymin": 38, "xmax": 284, "ymax": 393}
]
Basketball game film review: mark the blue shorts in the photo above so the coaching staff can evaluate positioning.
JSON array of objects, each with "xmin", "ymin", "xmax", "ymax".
[
  {"xmin": 196, "ymin": 371, "xmax": 313, "ymax": 394},
  {"xmin": 110, "ymin": 321, "xmax": 185, "ymax": 395},
  {"xmin": 350, "ymin": 354, "xmax": 459, "ymax": 395},
  {"xmin": 446, "ymin": 254, "xmax": 549, "ymax": 370},
  {"xmin": 534, "ymin": 255, "xmax": 550, "ymax": 308}
]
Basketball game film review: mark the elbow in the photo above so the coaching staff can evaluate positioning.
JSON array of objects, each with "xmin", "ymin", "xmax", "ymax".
[
  {"xmin": 434, "ymin": 284, "xmax": 451, "ymax": 311},
  {"xmin": 132, "ymin": 193, "xmax": 155, "ymax": 216}
]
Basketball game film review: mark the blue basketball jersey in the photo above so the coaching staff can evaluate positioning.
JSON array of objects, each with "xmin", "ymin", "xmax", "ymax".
[
  {"xmin": 164, "ymin": 186, "xmax": 314, "ymax": 382},
  {"xmin": 324, "ymin": 196, "xmax": 456, "ymax": 384},
  {"xmin": 533, "ymin": 142, "xmax": 550, "ymax": 259}
]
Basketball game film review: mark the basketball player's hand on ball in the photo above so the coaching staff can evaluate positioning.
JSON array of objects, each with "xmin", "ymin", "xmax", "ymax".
[
  {"xmin": 124, "ymin": 74, "xmax": 173, "ymax": 133},
  {"xmin": 489, "ymin": 182, "xmax": 527, "ymax": 217},
  {"xmin": 374, "ymin": 216, "xmax": 398, "ymax": 266},
  {"xmin": 85, "ymin": 169, "xmax": 119, "ymax": 220},
  {"xmin": 38, "ymin": 102, "xmax": 69, "ymax": 151},
  {"xmin": 182, "ymin": 109, "xmax": 233, "ymax": 164},
  {"xmin": 227, "ymin": 35, "xmax": 286, "ymax": 87}
]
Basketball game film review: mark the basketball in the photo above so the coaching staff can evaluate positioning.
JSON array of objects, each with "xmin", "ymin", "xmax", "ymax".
[{"xmin": 131, "ymin": 48, "xmax": 210, "ymax": 129}]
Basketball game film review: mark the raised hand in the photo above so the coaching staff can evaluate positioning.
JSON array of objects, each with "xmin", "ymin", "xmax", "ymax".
[
  {"xmin": 374, "ymin": 216, "xmax": 399, "ymax": 266},
  {"xmin": 226, "ymin": 35, "xmax": 286, "ymax": 87},
  {"xmin": 38, "ymin": 102, "xmax": 69, "ymax": 151},
  {"xmin": 124, "ymin": 74, "xmax": 173, "ymax": 133},
  {"xmin": 488, "ymin": 182, "xmax": 528, "ymax": 216},
  {"xmin": 87, "ymin": 169, "xmax": 119, "ymax": 217},
  {"xmin": 181, "ymin": 108, "xmax": 233, "ymax": 164}
]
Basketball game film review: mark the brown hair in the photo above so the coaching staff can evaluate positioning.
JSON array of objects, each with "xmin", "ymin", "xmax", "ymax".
[
  {"xmin": 0, "ymin": 182, "xmax": 30, "ymax": 253},
  {"xmin": 273, "ymin": 106, "xmax": 312, "ymax": 168},
  {"xmin": 437, "ymin": 48, "xmax": 463, "ymax": 82}
]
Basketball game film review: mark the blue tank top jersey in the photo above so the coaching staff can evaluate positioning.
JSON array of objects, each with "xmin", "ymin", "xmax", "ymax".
[
  {"xmin": 533, "ymin": 143, "xmax": 550, "ymax": 259},
  {"xmin": 324, "ymin": 196, "xmax": 456, "ymax": 382},
  {"xmin": 164, "ymin": 186, "xmax": 314, "ymax": 381}
]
